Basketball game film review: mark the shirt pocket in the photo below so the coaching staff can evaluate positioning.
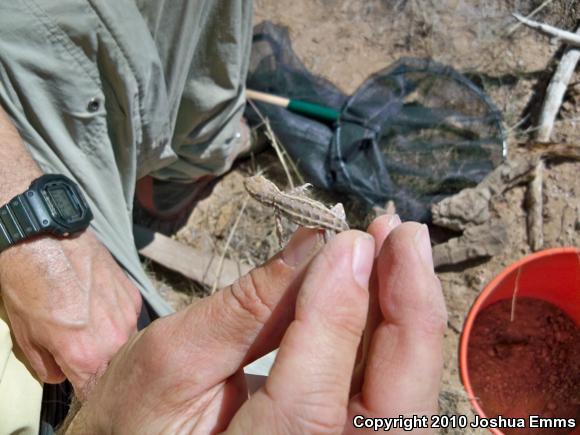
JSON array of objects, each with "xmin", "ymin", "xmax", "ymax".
[{"xmin": 0, "ymin": 1, "xmax": 108, "ymax": 157}]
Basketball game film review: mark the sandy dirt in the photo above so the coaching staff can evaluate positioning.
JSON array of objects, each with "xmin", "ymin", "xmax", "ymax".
[
  {"xmin": 468, "ymin": 298, "xmax": 579, "ymax": 435},
  {"xmin": 149, "ymin": 1, "xmax": 580, "ymax": 434}
]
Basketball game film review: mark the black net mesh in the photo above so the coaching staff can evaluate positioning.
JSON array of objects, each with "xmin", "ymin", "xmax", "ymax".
[{"xmin": 246, "ymin": 22, "xmax": 505, "ymax": 222}]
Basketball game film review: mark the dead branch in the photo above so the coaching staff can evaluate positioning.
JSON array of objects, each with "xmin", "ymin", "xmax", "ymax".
[
  {"xmin": 526, "ymin": 160, "xmax": 545, "ymax": 251},
  {"xmin": 528, "ymin": 142, "xmax": 580, "ymax": 160},
  {"xmin": 433, "ymin": 221, "xmax": 508, "ymax": 268},
  {"xmin": 134, "ymin": 224, "xmax": 251, "ymax": 288},
  {"xmin": 536, "ymin": 28, "xmax": 580, "ymax": 142},
  {"xmin": 432, "ymin": 155, "xmax": 538, "ymax": 231},
  {"xmin": 512, "ymin": 13, "xmax": 580, "ymax": 47},
  {"xmin": 506, "ymin": 0, "xmax": 556, "ymax": 36},
  {"xmin": 432, "ymin": 143, "xmax": 578, "ymax": 264}
]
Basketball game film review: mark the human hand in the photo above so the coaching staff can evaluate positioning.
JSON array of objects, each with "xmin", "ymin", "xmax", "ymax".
[
  {"xmin": 72, "ymin": 216, "xmax": 446, "ymax": 434},
  {"xmin": 0, "ymin": 230, "xmax": 142, "ymax": 399}
]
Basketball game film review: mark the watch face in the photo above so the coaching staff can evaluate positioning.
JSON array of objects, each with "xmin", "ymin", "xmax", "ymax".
[
  {"xmin": 28, "ymin": 174, "xmax": 93, "ymax": 237},
  {"xmin": 39, "ymin": 179, "xmax": 91, "ymax": 232},
  {"xmin": 46, "ymin": 184, "xmax": 83, "ymax": 222}
]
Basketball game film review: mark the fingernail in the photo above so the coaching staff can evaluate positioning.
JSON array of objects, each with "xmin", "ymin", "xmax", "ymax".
[
  {"xmin": 282, "ymin": 229, "xmax": 322, "ymax": 266},
  {"xmin": 414, "ymin": 224, "xmax": 434, "ymax": 270},
  {"xmin": 352, "ymin": 234, "xmax": 375, "ymax": 287}
]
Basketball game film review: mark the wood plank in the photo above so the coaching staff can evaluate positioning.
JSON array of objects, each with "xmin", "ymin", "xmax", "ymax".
[{"xmin": 133, "ymin": 224, "xmax": 251, "ymax": 289}]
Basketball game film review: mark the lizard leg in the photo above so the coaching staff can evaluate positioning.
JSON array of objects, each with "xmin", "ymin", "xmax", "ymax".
[
  {"xmin": 330, "ymin": 203, "xmax": 346, "ymax": 222},
  {"xmin": 324, "ymin": 203, "xmax": 347, "ymax": 242},
  {"xmin": 323, "ymin": 230, "xmax": 333, "ymax": 243},
  {"xmin": 287, "ymin": 183, "xmax": 313, "ymax": 196},
  {"xmin": 275, "ymin": 210, "xmax": 284, "ymax": 247}
]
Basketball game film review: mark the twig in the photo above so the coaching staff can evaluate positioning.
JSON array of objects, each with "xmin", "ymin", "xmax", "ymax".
[
  {"xmin": 506, "ymin": 0, "xmax": 555, "ymax": 36},
  {"xmin": 211, "ymin": 197, "xmax": 249, "ymax": 294},
  {"xmin": 534, "ymin": 142, "xmax": 580, "ymax": 161},
  {"xmin": 247, "ymin": 99, "xmax": 304, "ymax": 188},
  {"xmin": 512, "ymin": 13, "xmax": 580, "ymax": 47},
  {"xmin": 536, "ymin": 28, "xmax": 580, "ymax": 142},
  {"xmin": 432, "ymin": 155, "xmax": 538, "ymax": 231},
  {"xmin": 505, "ymin": 114, "xmax": 530, "ymax": 135},
  {"xmin": 264, "ymin": 121, "xmax": 295, "ymax": 189},
  {"xmin": 432, "ymin": 220, "xmax": 507, "ymax": 268},
  {"xmin": 510, "ymin": 266, "xmax": 523, "ymax": 322},
  {"xmin": 526, "ymin": 160, "xmax": 544, "ymax": 251}
]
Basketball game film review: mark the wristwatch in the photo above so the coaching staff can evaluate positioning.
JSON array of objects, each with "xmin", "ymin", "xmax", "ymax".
[{"xmin": 0, "ymin": 174, "xmax": 93, "ymax": 253}]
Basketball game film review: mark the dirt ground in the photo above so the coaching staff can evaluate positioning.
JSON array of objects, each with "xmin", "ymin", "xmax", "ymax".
[{"xmin": 149, "ymin": 1, "xmax": 580, "ymax": 433}]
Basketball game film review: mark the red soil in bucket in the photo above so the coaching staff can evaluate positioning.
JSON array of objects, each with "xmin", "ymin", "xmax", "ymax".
[
  {"xmin": 460, "ymin": 248, "xmax": 580, "ymax": 435},
  {"xmin": 468, "ymin": 297, "xmax": 580, "ymax": 434}
]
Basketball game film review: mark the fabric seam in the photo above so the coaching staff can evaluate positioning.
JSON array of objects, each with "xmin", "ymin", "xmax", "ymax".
[{"xmin": 22, "ymin": 0, "xmax": 101, "ymax": 89}]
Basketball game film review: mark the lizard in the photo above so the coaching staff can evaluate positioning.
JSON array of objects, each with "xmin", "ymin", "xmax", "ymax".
[{"xmin": 243, "ymin": 174, "xmax": 349, "ymax": 243}]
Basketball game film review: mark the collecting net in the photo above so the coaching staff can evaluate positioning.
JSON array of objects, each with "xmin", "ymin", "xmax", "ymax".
[{"xmin": 245, "ymin": 22, "xmax": 505, "ymax": 222}]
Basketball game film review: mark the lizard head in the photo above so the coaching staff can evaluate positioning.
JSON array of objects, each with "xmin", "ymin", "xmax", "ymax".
[
  {"xmin": 244, "ymin": 175, "xmax": 280, "ymax": 204},
  {"xmin": 243, "ymin": 175, "xmax": 279, "ymax": 204}
]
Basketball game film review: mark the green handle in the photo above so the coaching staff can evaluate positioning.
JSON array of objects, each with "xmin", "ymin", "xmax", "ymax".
[{"xmin": 287, "ymin": 99, "xmax": 340, "ymax": 123}]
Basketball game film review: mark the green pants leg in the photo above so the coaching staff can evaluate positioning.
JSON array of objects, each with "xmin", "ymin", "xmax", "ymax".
[{"xmin": 136, "ymin": 0, "xmax": 254, "ymax": 183}]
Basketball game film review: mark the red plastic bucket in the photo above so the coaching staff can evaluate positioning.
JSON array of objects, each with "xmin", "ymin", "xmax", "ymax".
[{"xmin": 459, "ymin": 247, "xmax": 580, "ymax": 434}]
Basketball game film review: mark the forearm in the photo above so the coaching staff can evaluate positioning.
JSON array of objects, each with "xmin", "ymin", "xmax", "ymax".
[{"xmin": 0, "ymin": 105, "xmax": 43, "ymax": 204}]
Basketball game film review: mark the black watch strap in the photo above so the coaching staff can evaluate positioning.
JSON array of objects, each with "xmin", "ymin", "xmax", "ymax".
[{"xmin": 0, "ymin": 192, "xmax": 40, "ymax": 252}]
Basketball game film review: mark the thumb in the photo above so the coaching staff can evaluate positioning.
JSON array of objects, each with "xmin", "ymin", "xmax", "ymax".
[{"xmin": 138, "ymin": 228, "xmax": 323, "ymax": 390}]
